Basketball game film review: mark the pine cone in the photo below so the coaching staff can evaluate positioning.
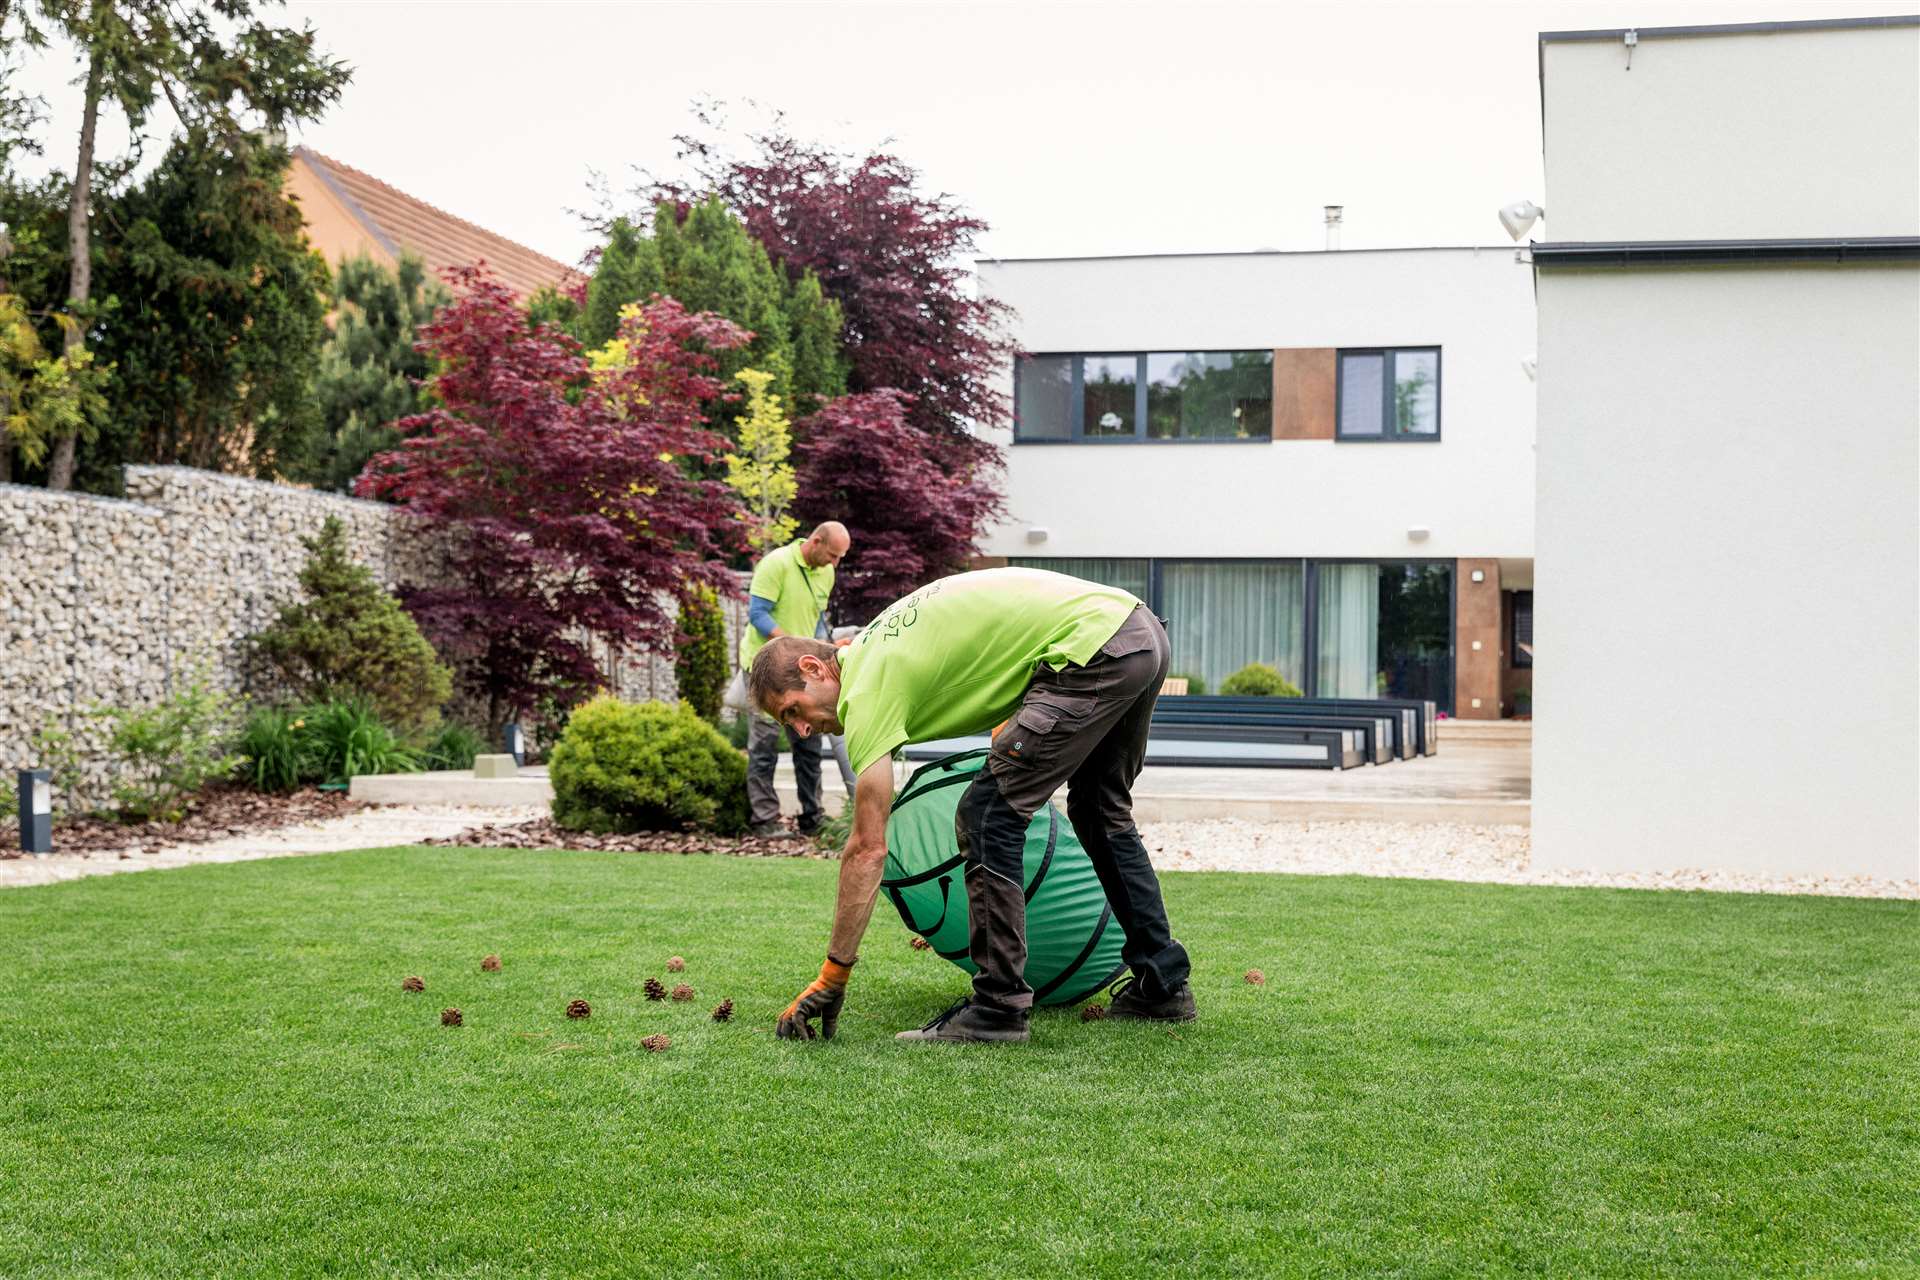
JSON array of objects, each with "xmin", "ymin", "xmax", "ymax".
[
  {"xmin": 566, "ymin": 998, "xmax": 592, "ymax": 1020},
  {"xmin": 643, "ymin": 977, "xmax": 667, "ymax": 1002},
  {"xmin": 441, "ymin": 1007, "xmax": 463, "ymax": 1027},
  {"xmin": 1080, "ymin": 1003, "xmax": 1108, "ymax": 1022},
  {"xmin": 711, "ymin": 998, "xmax": 734, "ymax": 1023},
  {"xmin": 909, "ymin": 936, "xmax": 933, "ymax": 951},
  {"xmin": 671, "ymin": 983, "xmax": 694, "ymax": 1002},
  {"xmin": 401, "ymin": 976, "xmax": 425, "ymax": 993},
  {"xmin": 641, "ymin": 1033, "xmax": 670, "ymax": 1053},
  {"xmin": 666, "ymin": 956, "xmax": 686, "ymax": 972},
  {"xmin": 1244, "ymin": 968, "xmax": 1266, "ymax": 986},
  {"xmin": 481, "ymin": 954, "xmax": 502, "ymax": 972}
]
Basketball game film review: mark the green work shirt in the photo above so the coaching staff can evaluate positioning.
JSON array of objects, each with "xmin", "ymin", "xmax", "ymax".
[
  {"xmin": 742, "ymin": 540, "xmax": 834, "ymax": 667},
  {"xmin": 835, "ymin": 568, "xmax": 1140, "ymax": 776}
]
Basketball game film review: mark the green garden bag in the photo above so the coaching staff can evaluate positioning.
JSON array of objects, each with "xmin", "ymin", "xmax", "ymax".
[{"xmin": 882, "ymin": 750, "xmax": 1127, "ymax": 1007}]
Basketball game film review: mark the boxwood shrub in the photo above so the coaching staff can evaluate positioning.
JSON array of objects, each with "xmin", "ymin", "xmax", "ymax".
[{"xmin": 550, "ymin": 696, "xmax": 748, "ymax": 835}]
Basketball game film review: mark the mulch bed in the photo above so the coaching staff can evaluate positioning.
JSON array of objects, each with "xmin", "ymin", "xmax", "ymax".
[
  {"xmin": 424, "ymin": 817, "xmax": 830, "ymax": 859},
  {"xmin": 0, "ymin": 786, "xmax": 359, "ymax": 859}
]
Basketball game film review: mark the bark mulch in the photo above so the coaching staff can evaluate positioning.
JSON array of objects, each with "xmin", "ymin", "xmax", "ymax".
[
  {"xmin": 424, "ymin": 818, "xmax": 830, "ymax": 859},
  {"xmin": 0, "ymin": 787, "xmax": 359, "ymax": 859}
]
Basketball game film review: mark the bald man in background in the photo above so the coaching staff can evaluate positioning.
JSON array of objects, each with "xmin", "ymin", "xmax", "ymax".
[{"xmin": 741, "ymin": 522, "xmax": 851, "ymax": 836}]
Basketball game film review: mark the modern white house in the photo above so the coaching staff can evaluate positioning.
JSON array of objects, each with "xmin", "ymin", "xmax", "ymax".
[
  {"xmin": 974, "ymin": 245, "xmax": 1538, "ymax": 719},
  {"xmin": 1529, "ymin": 15, "xmax": 1920, "ymax": 881}
]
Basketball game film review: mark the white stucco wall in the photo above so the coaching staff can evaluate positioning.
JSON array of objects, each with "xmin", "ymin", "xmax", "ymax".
[
  {"xmin": 975, "ymin": 248, "xmax": 1537, "ymax": 560},
  {"xmin": 1542, "ymin": 23, "xmax": 1920, "ymax": 243},
  {"xmin": 1533, "ymin": 265, "xmax": 1920, "ymax": 881}
]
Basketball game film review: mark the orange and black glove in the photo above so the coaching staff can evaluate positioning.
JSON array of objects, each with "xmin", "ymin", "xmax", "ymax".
[{"xmin": 776, "ymin": 956, "xmax": 855, "ymax": 1041}]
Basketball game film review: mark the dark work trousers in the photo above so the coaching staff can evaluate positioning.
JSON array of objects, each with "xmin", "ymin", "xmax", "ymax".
[
  {"xmin": 954, "ymin": 606, "xmax": 1191, "ymax": 1012},
  {"xmin": 747, "ymin": 709, "xmax": 824, "ymax": 829}
]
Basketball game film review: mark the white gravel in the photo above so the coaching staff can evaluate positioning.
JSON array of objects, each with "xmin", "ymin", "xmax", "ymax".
[
  {"xmin": 5, "ymin": 807, "xmax": 1912, "ymax": 900},
  {"xmin": 1141, "ymin": 818, "xmax": 1920, "ymax": 900},
  {"xmin": 0, "ymin": 805, "xmax": 546, "ymax": 889}
]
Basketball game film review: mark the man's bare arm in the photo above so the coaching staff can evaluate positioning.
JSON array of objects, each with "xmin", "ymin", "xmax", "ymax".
[{"xmin": 826, "ymin": 756, "xmax": 895, "ymax": 962}]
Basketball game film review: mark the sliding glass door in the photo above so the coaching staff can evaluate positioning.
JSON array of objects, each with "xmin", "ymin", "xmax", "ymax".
[{"xmin": 1159, "ymin": 561, "xmax": 1306, "ymax": 693}]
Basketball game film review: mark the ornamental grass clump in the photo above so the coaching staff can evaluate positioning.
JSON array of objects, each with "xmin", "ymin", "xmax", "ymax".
[{"xmin": 549, "ymin": 696, "xmax": 747, "ymax": 836}]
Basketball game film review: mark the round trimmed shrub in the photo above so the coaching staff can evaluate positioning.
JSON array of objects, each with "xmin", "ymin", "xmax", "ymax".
[
  {"xmin": 1218, "ymin": 663, "xmax": 1303, "ymax": 698},
  {"xmin": 550, "ymin": 696, "xmax": 748, "ymax": 835}
]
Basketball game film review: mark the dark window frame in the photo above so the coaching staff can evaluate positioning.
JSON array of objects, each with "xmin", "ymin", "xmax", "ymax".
[
  {"xmin": 1007, "ymin": 554, "xmax": 1457, "ymax": 714},
  {"xmin": 1012, "ymin": 352, "xmax": 1274, "ymax": 446},
  {"xmin": 1334, "ymin": 346, "xmax": 1443, "ymax": 443}
]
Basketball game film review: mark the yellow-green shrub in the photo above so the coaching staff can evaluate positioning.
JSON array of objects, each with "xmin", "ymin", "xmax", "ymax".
[{"xmin": 549, "ymin": 696, "xmax": 747, "ymax": 835}]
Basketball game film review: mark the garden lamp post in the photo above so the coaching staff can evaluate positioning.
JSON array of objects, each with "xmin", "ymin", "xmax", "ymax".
[
  {"xmin": 17, "ymin": 768, "xmax": 51, "ymax": 855},
  {"xmin": 504, "ymin": 723, "xmax": 525, "ymax": 767}
]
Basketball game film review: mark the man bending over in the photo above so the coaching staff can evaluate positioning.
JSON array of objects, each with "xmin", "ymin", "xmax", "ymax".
[{"xmin": 749, "ymin": 567, "xmax": 1195, "ymax": 1044}]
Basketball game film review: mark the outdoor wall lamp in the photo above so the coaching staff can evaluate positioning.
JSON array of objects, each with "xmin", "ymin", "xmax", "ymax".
[
  {"xmin": 1498, "ymin": 201, "xmax": 1544, "ymax": 241},
  {"xmin": 1025, "ymin": 527, "xmax": 1049, "ymax": 544},
  {"xmin": 1471, "ymin": 569, "xmax": 1486, "ymax": 583},
  {"xmin": 1406, "ymin": 527, "xmax": 1430, "ymax": 543},
  {"xmin": 17, "ymin": 768, "xmax": 50, "ymax": 855}
]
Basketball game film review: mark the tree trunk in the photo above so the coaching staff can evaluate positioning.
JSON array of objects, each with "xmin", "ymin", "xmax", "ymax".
[
  {"xmin": 0, "ymin": 437, "xmax": 11, "ymax": 485},
  {"xmin": 47, "ymin": 46, "xmax": 105, "ymax": 491}
]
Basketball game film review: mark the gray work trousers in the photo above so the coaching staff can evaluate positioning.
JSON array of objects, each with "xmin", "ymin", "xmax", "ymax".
[{"xmin": 747, "ymin": 709, "xmax": 824, "ymax": 829}]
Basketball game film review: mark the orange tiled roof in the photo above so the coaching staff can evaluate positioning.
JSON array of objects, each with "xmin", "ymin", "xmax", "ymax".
[{"xmin": 294, "ymin": 147, "xmax": 584, "ymax": 300}]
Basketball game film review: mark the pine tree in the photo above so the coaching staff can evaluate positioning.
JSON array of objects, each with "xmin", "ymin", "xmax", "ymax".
[
  {"xmin": 580, "ymin": 199, "xmax": 846, "ymax": 420},
  {"xmin": 724, "ymin": 368, "xmax": 797, "ymax": 553},
  {"xmin": 674, "ymin": 586, "xmax": 729, "ymax": 723},
  {"xmin": 289, "ymin": 254, "xmax": 448, "ymax": 493},
  {"xmin": 249, "ymin": 515, "xmax": 452, "ymax": 729}
]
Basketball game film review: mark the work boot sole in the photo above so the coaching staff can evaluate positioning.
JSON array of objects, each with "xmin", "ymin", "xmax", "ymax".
[{"xmin": 895, "ymin": 1025, "xmax": 1030, "ymax": 1044}]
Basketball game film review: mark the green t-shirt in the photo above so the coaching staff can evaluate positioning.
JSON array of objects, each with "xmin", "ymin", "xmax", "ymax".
[
  {"xmin": 742, "ymin": 540, "xmax": 834, "ymax": 667},
  {"xmin": 835, "ymin": 567, "xmax": 1140, "ymax": 776}
]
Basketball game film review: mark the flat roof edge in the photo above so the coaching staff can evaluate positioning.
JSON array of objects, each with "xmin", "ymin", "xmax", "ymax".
[
  {"xmin": 1540, "ymin": 14, "xmax": 1918, "ymax": 44},
  {"xmin": 975, "ymin": 246, "xmax": 1510, "ymax": 266},
  {"xmin": 1532, "ymin": 236, "xmax": 1920, "ymax": 267}
]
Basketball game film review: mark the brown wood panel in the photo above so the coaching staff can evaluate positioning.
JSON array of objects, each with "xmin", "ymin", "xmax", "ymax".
[
  {"xmin": 1453, "ymin": 558, "xmax": 1503, "ymax": 719},
  {"xmin": 1271, "ymin": 348, "xmax": 1337, "ymax": 440}
]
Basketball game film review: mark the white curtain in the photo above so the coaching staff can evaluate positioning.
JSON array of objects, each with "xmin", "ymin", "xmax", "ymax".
[
  {"xmin": 1011, "ymin": 558, "xmax": 1152, "ymax": 603},
  {"xmin": 1160, "ymin": 562, "xmax": 1305, "ymax": 692},
  {"xmin": 1315, "ymin": 563, "xmax": 1380, "ymax": 698}
]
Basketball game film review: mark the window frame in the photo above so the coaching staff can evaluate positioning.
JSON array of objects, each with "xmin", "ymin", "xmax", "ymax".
[
  {"xmin": 1012, "ymin": 351, "xmax": 1274, "ymax": 446},
  {"xmin": 1334, "ymin": 346, "xmax": 1443, "ymax": 443}
]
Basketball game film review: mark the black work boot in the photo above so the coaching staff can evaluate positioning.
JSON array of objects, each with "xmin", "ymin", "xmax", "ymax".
[
  {"xmin": 895, "ymin": 998, "xmax": 1030, "ymax": 1044},
  {"xmin": 1107, "ymin": 976, "xmax": 1198, "ymax": 1023}
]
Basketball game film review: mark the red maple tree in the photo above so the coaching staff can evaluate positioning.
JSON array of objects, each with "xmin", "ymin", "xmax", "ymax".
[
  {"xmin": 649, "ymin": 112, "xmax": 1016, "ymax": 456},
  {"xmin": 791, "ymin": 390, "xmax": 1005, "ymax": 625},
  {"xmin": 357, "ymin": 267, "xmax": 748, "ymax": 729}
]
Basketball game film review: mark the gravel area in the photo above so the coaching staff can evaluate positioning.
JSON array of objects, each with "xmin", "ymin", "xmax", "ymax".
[
  {"xmin": 1142, "ymin": 819, "xmax": 1919, "ymax": 899},
  {"xmin": 4, "ymin": 807, "xmax": 1911, "ymax": 900},
  {"xmin": 0, "ymin": 805, "xmax": 545, "ymax": 889}
]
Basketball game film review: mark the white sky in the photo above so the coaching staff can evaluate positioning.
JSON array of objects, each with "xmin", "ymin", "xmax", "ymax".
[{"xmin": 12, "ymin": 0, "xmax": 1917, "ymax": 268}]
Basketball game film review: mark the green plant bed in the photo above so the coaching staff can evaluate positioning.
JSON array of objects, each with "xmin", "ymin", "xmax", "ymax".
[{"xmin": 0, "ymin": 852, "xmax": 1913, "ymax": 1277}]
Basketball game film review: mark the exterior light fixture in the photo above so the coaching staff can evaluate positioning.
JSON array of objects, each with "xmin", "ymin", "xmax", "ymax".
[
  {"xmin": 17, "ymin": 768, "xmax": 50, "ymax": 855},
  {"xmin": 1471, "ymin": 569, "xmax": 1486, "ymax": 583},
  {"xmin": 504, "ymin": 722, "xmax": 526, "ymax": 767},
  {"xmin": 1025, "ymin": 527, "xmax": 1050, "ymax": 544},
  {"xmin": 1406, "ymin": 527, "xmax": 1430, "ymax": 543},
  {"xmin": 1498, "ymin": 201, "xmax": 1545, "ymax": 241}
]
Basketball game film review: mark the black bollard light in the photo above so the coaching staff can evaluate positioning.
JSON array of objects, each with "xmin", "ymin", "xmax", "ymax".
[
  {"xmin": 503, "ymin": 722, "xmax": 526, "ymax": 767},
  {"xmin": 17, "ymin": 768, "xmax": 51, "ymax": 855}
]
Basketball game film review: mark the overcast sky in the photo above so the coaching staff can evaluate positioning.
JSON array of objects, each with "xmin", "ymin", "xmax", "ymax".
[{"xmin": 13, "ymin": 0, "xmax": 1917, "ymax": 268}]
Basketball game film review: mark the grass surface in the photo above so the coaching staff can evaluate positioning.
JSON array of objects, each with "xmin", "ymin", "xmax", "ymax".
[{"xmin": 1, "ymin": 848, "xmax": 1915, "ymax": 1278}]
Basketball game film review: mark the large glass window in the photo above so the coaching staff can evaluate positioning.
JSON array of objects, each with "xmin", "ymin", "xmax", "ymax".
[
  {"xmin": 1014, "ymin": 355, "xmax": 1072, "ymax": 440},
  {"xmin": 1313, "ymin": 561, "xmax": 1452, "ymax": 705},
  {"xmin": 1009, "ymin": 557, "xmax": 1151, "ymax": 604},
  {"xmin": 1081, "ymin": 355, "xmax": 1137, "ymax": 438},
  {"xmin": 1011, "ymin": 352, "xmax": 1273, "ymax": 443},
  {"xmin": 1146, "ymin": 351, "xmax": 1273, "ymax": 440},
  {"xmin": 1161, "ymin": 561, "xmax": 1306, "ymax": 694},
  {"xmin": 1337, "ymin": 348, "xmax": 1441, "ymax": 441}
]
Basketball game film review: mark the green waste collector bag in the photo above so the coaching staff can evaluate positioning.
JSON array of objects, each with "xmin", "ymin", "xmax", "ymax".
[{"xmin": 882, "ymin": 750, "xmax": 1127, "ymax": 1007}]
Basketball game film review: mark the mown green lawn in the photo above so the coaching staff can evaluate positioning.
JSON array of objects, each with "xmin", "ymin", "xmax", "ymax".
[{"xmin": 0, "ymin": 848, "xmax": 1914, "ymax": 1278}]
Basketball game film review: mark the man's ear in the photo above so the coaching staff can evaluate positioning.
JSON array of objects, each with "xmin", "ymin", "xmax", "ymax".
[{"xmin": 796, "ymin": 653, "xmax": 827, "ymax": 682}]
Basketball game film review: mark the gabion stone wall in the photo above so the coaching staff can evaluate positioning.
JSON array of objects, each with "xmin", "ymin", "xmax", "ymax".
[{"xmin": 1, "ymin": 466, "xmax": 743, "ymax": 812}]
